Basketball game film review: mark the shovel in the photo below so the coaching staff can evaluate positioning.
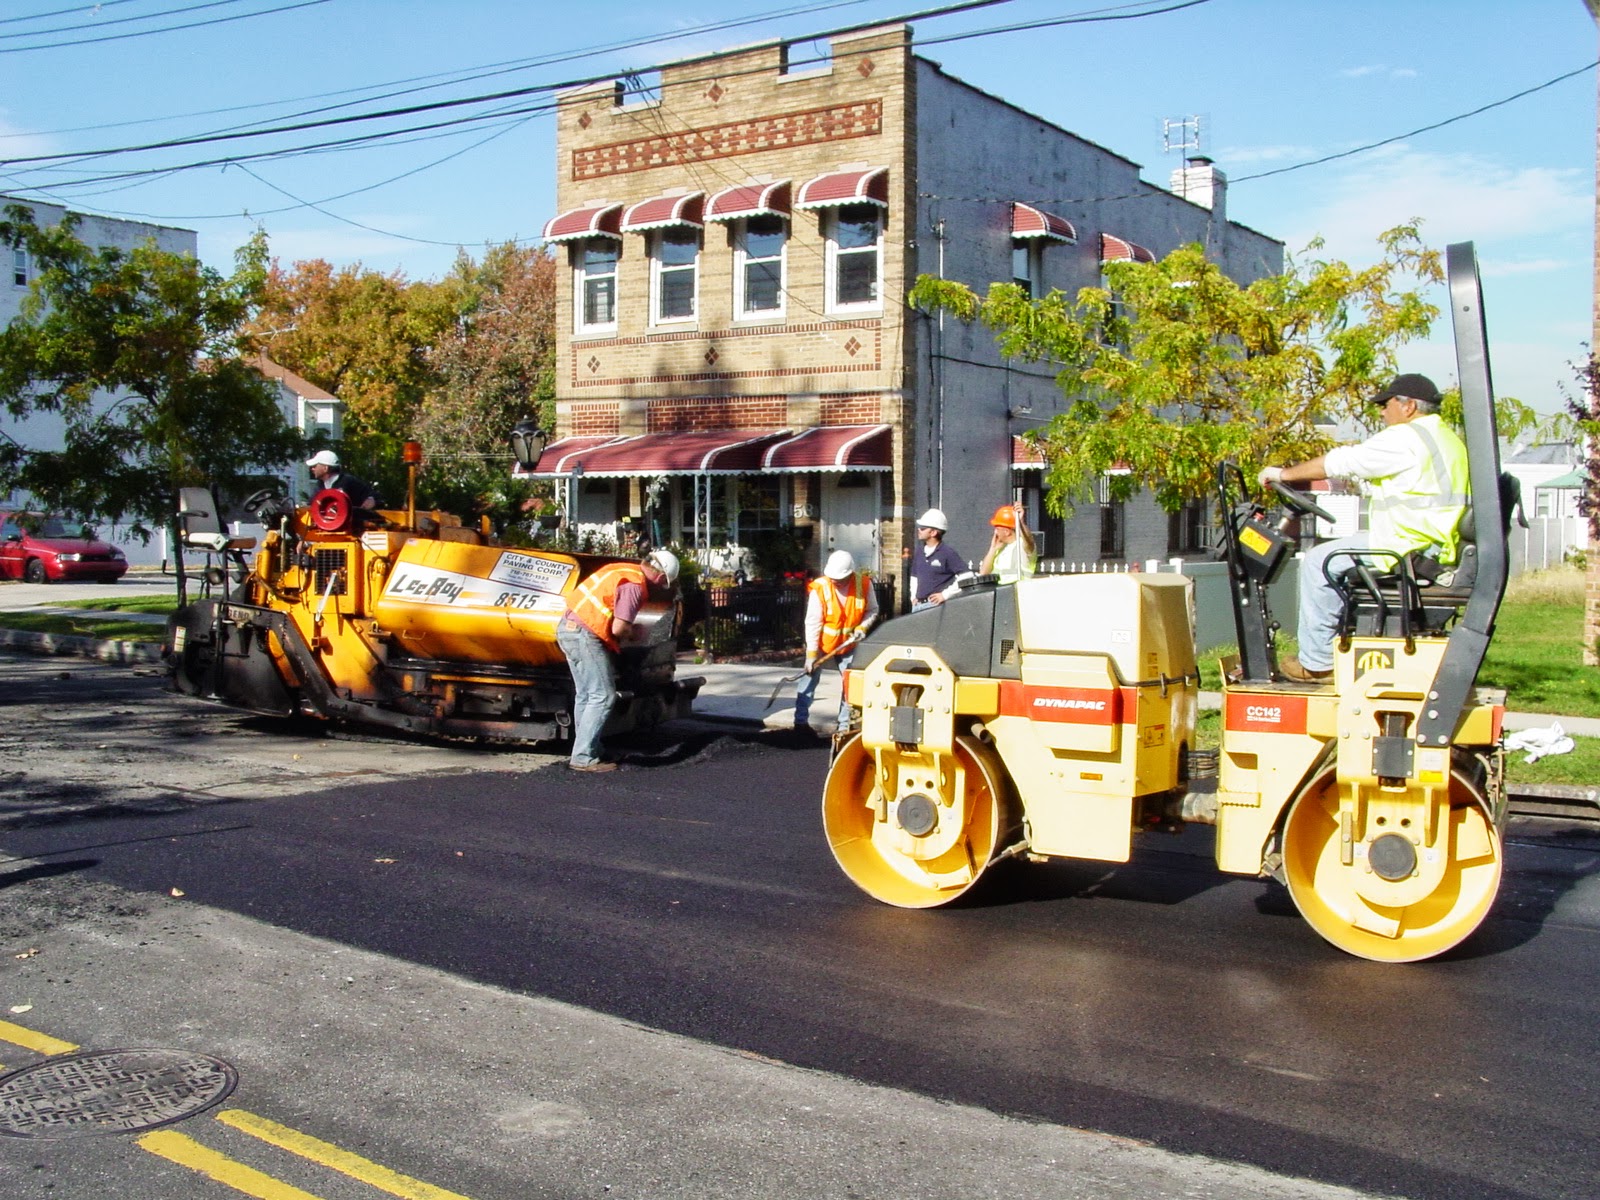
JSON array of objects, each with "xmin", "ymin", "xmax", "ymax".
[{"xmin": 764, "ymin": 642, "xmax": 854, "ymax": 710}]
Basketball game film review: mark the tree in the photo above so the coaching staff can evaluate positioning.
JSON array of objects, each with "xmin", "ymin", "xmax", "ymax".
[
  {"xmin": 243, "ymin": 257, "xmax": 463, "ymax": 500},
  {"xmin": 910, "ymin": 225, "xmax": 1493, "ymax": 516},
  {"xmin": 412, "ymin": 242, "xmax": 557, "ymax": 527},
  {"xmin": 0, "ymin": 205, "xmax": 302, "ymax": 535}
]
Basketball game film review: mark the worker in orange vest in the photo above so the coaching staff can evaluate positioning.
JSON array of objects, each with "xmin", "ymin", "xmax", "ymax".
[
  {"xmin": 556, "ymin": 549, "xmax": 679, "ymax": 772},
  {"xmin": 794, "ymin": 549, "xmax": 879, "ymax": 735}
]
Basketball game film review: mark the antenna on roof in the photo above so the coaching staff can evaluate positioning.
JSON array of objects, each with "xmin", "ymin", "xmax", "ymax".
[{"xmin": 1162, "ymin": 116, "xmax": 1203, "ymax": 158}]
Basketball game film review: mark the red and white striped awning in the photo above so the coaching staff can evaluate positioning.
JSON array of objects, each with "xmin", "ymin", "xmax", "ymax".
[
  {"xmin": 796, "ymin": 166, "xmax": 889, "ymax": 209},
  {"xmin": 760, "ymin": 425, "xmax": 891, "ymax": 472},
  {"xmin": 518, "ymin": 429, "xmax": 789, "ymax": 478},
  {"xmin": 1100, "ymin": 233, "xmax": 1155, "ymax": 263},
  {"xmin": 1012, "ymin": 203, "xmax": 1076, "ymax": 243},
  {"xmin": 621, "ymin": 191, "xmax": 705, "ymax": 233},
  {"xmin": 1011, "ymin": 435, "xmax": 1046, "ymax": 471},
  {"xmin": 705, "ymin": 180, "xmax": 791, "ymax": 223},
  {"xmin": 542, "ymin": 203, "xmax": 623, "ymax": 243}
]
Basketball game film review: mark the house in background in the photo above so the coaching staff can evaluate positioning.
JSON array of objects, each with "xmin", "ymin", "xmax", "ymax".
[{"xmin": 522, "ymin": 23, "xmax": 1283, "ymax": 588}]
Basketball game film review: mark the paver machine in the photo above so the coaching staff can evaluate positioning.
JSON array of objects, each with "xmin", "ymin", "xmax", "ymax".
[
  {"xmin": 822, "ymin": 242, "xmax": 1509, "ymax": 961},
  {"xmin": 166, "ymin": 442, "xmax": 700, "ymax": 745}
]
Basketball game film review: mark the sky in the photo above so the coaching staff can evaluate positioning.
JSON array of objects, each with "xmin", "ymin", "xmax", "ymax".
[{"xmin": 0, "ymin": 0, "xmax": 1594, "ymax": 417}]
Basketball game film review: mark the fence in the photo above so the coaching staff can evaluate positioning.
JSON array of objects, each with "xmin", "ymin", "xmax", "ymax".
[
  {"xmin": 1510, "ymin": 516, "xmax": 1584, "ymax": 573},
  {"xmin": 680, "ymin": 576, "xmax": 897, "ymax": 657}
]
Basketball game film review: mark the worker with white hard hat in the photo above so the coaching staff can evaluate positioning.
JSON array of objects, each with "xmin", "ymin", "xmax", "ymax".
[
  {"xmin": 794, "ymin": 549, "xmax": 879, "ymax": 736},
  {"xmin": 557, "ymin": 548, "xmax": 680, "ymax": 772},
  {"xmin": 910, "ymin": 507, "xmax": 967, "ymax": 609}
]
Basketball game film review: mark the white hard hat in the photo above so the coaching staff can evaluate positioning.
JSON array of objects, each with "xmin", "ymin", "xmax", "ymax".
[
  {"xmin": 306, "ymin": 450, "xmax": 340, "ymax": 468},
  {"xmin": 824, "ymin": 549, "xmax": 856, "ymax": 580},
  {"xmin": 645, "ymin": 549, "xmax": 679, "ymax": 585},
  {"xmin": 915, "ymin": 508, "xmax": 947, "ymax": 531}
]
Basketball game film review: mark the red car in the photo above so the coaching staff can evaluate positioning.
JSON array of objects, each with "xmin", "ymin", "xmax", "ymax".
[{"xmin": 0, "ymin": 511, "xmax": 128, "ymax": 584}]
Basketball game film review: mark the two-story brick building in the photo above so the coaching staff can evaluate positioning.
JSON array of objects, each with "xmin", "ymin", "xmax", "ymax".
[{"xmin": 526, "ymin": 24, "xmax": 1283, "ymax": 591}]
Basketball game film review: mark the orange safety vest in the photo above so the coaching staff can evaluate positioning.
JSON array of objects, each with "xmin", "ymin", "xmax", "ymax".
[
  {"xmin": 568, "ymin": 562, "xmax": 647, "ymax": 653},
  {"xmin": 811, "ymin": 571, "xmax": 870, "ymax": 656}
]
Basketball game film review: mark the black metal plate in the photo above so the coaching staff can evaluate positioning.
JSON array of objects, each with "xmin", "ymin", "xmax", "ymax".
[{"xmin": 0, "ymin": 1049, "xmax": 238, "ymax": 1139}]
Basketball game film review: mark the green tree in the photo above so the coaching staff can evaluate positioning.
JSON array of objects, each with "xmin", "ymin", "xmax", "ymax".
[
  {"xmin": 0, "ymin": 205, "xmax": 302, "ymax": 535},
  {"xmin": 412, "ymin": 242, "xmax": 557, "ymax": 528},
  {"xmin": 911, "ymin": 225, "xmax": 1475, "ymax": 515}
]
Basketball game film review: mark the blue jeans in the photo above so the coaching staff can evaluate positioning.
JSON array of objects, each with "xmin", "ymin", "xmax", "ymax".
[
  {"xmin": 556, "ymin": 618, "xmax": 617, "ymax": 766},
  {"xmin": 1296, "ymin": 533, "xmax": 1375, "ymax": 672},
  {"xmin": 794, "ymin": 651, "xmax": 853, "ymax": 729}
]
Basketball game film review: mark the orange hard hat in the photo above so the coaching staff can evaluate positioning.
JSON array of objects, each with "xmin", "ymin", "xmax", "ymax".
[{"xmin": 990, "ymin": 504, "xmax": 1017, "ymax": 529}]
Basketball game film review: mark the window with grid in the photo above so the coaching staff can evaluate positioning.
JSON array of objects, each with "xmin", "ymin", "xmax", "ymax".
[
  {"xmin": 1098, "ymin": 476, "xmax": 1126, "ymax": 559},
  {"xmin": 827, "ymin": 204, "xmax": 882, "ymax": 312},
  {"xmin": 1167, "ymin": 498, "xmax": 1208, "ymax": 554},
  {"xmin": 577, "ymin": 239, "xmax": 618, "ymax": 332},
  {"xmin": 652, "ymin": 228, "xmax": 699, "ymax": 323},
  {"xmin": 1011, "ymin": 240, "xmax": 1041, "ymax": 299},
  {"xmin": 736, "ymin": 216, "xmax": 786, "ymax": 318},
  {"xmin": 735, "ymin": 476, "xmax": 782, "ymax": 538},
  {"xmin": 12, "ymin": 247, "xmax": 27, "ymax": 287}
]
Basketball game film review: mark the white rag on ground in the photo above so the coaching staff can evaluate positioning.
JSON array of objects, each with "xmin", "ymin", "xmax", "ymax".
[{"xmin": 1504, "ymin": 722, "xmax": 1575, "ymax": 764}]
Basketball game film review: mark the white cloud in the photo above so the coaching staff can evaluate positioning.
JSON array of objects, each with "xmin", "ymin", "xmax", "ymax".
[
  {"xmin": 1480, "ymin": 257, "xmax": 1572, "ymax": 278},
  {"xmin": 1218, "ymin": 143, "xmax": 1323, "ymax": 165},
  {"xmin": 0, "ymin": 112, "xmax": 56, "ymax": 159},
  {"xmin": 1337, "ymin": 65, "xmax": 1418, "ymax": 80}
]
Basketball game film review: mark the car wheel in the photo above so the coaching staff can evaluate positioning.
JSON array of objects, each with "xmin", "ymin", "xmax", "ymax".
[{"xmin": 24, "ymin": 559, "xmax": 48, "ymax": 584}]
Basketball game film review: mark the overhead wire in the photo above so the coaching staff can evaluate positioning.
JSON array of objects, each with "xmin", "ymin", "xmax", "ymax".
[
  {"xmin": 0, "ymin": 0, "xmax": 260, "ymax": 42},
  {"xmin": 0, "ymin": 0, "xmax": 329, "ymax": 54}
]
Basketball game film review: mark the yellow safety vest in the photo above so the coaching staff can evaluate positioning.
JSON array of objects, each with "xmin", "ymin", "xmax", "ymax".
[
  {"xmin": 811, "ymin": 572, "xmax": 870, "ymax": 656},
  {"xmin": 1367, "ymin": 414, "xmax": 1470, "ymax": 565},
  {"xmin": 568, "ymin": 562, "xmax": 647, "ymax": 652}
]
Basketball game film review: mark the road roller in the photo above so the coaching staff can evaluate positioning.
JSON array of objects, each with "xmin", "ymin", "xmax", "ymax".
[
  {"xmin": 823, "ymin": 242, "xmax": 1510, "ymax": 962},
  {"xmin": 166, "ymin": 447, "xmax": 699, "ymax": 745}
]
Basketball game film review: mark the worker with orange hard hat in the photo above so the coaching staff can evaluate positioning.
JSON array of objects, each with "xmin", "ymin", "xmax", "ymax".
[{"xmin": 979, "ymin": 502, "xmax": 1037, "ymax": 585}]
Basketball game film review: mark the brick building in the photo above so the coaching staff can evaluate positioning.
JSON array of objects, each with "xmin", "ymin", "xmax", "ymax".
[{"xmin": 526, "ymin": 24, "xmax": 1283, "ymax": 594}]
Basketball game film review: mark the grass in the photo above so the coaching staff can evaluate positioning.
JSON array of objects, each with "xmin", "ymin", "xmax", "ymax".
[
  {"xmin": 1477, "ymin": 567, "xmax": 1600, "ymax": 718},
  {"xmin": 0, "ymin": 609, "xmax": 167, "ymax": 641},
  {"xmin": 55, "ymin": 593, "xmax": 179, "ymax": 615}
]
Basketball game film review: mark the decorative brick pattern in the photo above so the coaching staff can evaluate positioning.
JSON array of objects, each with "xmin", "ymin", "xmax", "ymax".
[
  {"xmin": 647, "ymin": 397, "xmax": 788, "ymax": 432},
  {"xmin": 572, "ymin": 100, "xmax": 883, "ymax": 180},
  {"xmin": 569, "ymin": 403, "xmax": 621, "ymax": 435},
  {"xmin": 569, "ymin": 321, "xmax": 882, "ymax": 388}
]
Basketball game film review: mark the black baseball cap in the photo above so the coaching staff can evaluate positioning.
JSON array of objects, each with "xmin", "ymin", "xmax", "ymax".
[{"xmin": 1371, "ymin": 373, "xmax": 1441, "ymax": 407}]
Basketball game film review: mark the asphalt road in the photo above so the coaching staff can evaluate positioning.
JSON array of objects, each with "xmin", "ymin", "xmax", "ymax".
[{"xmin": 1, "ymin": 654, "xmax": 1598, "ymax": 1199}]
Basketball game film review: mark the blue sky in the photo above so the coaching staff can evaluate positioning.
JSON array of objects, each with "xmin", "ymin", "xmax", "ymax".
[{"xmin": 1, "ymin": 0, "xmax": 1594, "ymax": 414}]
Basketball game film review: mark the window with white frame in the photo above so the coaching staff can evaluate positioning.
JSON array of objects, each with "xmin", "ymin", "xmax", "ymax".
[
  {"xmin": 1012, "ymin": 239, "xmax": 1042, "ymax": 298},
  {"xmin": 12, "ymin": 247, "xmax": 27, "ymax": 287},
  {"xmin": 735, "ymin": 215, "xmax": 786, "ymax": 319},
  {"xmin": 826, "ymin": 203, "xmax": 882, "ymax": 312},
  {"xmin": 575, "ymin": 238, "xmax": 619, "ymax": 333},
  {"xmin": 652, "ymin": 227, "xmax": 699, "ymax": 323}
]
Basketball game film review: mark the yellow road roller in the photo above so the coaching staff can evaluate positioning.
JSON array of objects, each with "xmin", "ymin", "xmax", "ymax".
[{"xmin": 824, "ymin": 242, "xmax": 1510, "ymax": 962}]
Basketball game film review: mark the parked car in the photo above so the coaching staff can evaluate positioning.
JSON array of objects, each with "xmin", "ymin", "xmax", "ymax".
[{"xmin": 0, "ymin": 512, "xmax": 128, "ymax": 584}]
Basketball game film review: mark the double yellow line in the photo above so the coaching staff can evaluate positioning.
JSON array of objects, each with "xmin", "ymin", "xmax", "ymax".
[{"xmin": 0, "ymin": 1019, "xmax": 475, "ymax": 1200}]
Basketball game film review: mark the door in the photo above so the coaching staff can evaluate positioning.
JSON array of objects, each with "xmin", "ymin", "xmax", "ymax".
[{"xmin": 820, "ymin": 473, "xmax": 879, "ymax": 574}]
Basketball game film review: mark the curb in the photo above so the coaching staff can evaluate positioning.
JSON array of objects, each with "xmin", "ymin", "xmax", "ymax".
[{"xmin": 0, "ymin": 627, "xmax": 164, "ymax": 665}]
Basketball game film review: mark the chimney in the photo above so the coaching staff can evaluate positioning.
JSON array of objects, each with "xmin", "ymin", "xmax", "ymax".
[{"xmin": 1170, "ymin": 155, "xmax": 1227, "ymax": 224}]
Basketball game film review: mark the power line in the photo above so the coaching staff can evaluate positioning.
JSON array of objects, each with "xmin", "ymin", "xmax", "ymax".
[
  {"xmin": 0, "ymin": 0, "xmax": 146, "ymax": 25},
  {"xmin": 0, "ymin": 0, "xmax": 258, "ymax": 42},
  {"xmin": 0, "ymin": 0, "xmax": 329, "ymax": 54}
]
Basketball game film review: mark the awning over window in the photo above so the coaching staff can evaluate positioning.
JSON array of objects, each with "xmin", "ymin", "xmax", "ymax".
[
  {"xmin": 760, "ymin": 425, "xmax": 891, "ymax": 472},
  {"xmin": 543, "ymin": 203, "xmax": 623, "ymax": 243},
  {"xmin": 1012, "ymin": 203, "xmax": 1076, "ymax": 243},
  {"xmin": 1100, "ymin": 232, "xmax": 1155, "ymax": 263},
  {"xmin": 620, "ymin": 191, "xmax": 705, "ymax": 233},
  {"xmin": 1012, "ymin": 436, "xmax": 1046, "ymax": 471},
  {"xmin": 796, "ymin": 166, "xmax": 889, "ymax": 210},
  {"xmin": 519, "ymin": 429, "xmax": 789, "ymax": 478},
  {"xmin": 706, "ymin": 180, "xmax": 791, "ymax": 223}
]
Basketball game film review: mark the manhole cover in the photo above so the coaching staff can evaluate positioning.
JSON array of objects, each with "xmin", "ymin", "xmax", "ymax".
[{"xmin": 0, "ymin": 1049, "xmax": 238, "ymax": 1139}]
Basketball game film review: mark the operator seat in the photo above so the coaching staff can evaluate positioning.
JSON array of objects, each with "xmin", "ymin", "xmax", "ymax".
[{"xmin": 178, "ymin": 487, "xmax": 258, "ymax": 593}]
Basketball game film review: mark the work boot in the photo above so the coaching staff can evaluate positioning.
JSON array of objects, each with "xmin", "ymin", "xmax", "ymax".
[
  {"xmin": 569, "ymin": 760, "xmax": 618, "ymax": 773},
  {"xmin": 1279, "ymin": 654, "xmax": 1332, "ymax": 683}
]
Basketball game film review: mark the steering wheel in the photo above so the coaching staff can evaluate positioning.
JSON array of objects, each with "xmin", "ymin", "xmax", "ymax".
[
  {"xmin": 241, "ymin": 488, "xmax": 284, "ymax": 516},
  {"xmin": 1267, "ymin": 479, "xmax": 1337, "ymax": 524}
]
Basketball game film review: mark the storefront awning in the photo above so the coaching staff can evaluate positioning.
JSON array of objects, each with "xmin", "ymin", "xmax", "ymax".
[
  {"xmin": 1012, "ymin": 203, "xmax": 1076, "ymax": 243},
  {"xmin": 796, "ymin": 166, "xmax": 889, "ymax": 209},
  {"xmin": 1012, "ymin": 435, "xmax": 1046, "ymax": 471},
  {"xmin": 760, "ymin": 425, "xmax": 891, "ymax": 472},
  {"xmin": 519, "ymin": 429, "xmax": 790, "ymax": 478},
  {"xmin": 542, "ymin": 203, "xmax": 622, "ymax": 243},
  {"xmin": 1100, "ymin": 232, "xmax": 1155, "ymax": 263},
  {"xmin": 621, "ymin": 191, "xmax": 705, "ymax": 232},
  {"xmin": 706, "ymin": 180, "xmax": 791, "ymax": 222}
]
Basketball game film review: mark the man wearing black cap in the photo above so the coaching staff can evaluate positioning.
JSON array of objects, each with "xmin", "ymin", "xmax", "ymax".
[{"xmin": 1258, "ymin": 373, "xmax": 1469, "ymax": 682}]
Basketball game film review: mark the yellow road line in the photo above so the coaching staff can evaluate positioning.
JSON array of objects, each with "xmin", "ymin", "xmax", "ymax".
[
  {"xmin": 137, "ymin": 1129, "xmax": 328, "ymax": 1200},
  {"xmin": 217, "ymin": 1109, "xmax": 474, "ymax": 1200},
  {"xmin": 0, "ymin": 1018, "xmax": 77, "ymax": 1056}
]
